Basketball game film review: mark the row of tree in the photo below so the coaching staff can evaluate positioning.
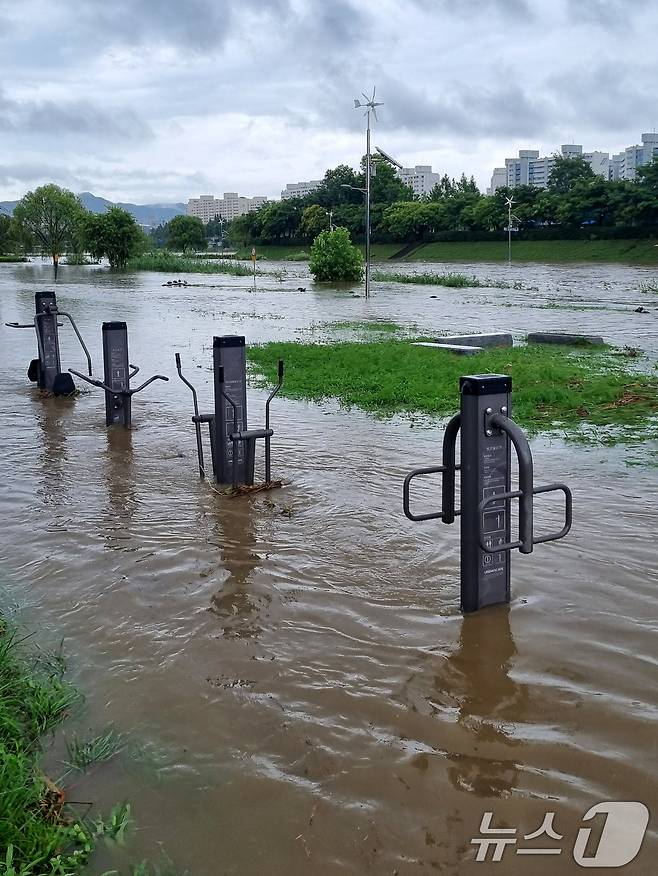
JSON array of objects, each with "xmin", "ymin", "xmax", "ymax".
[
  {"xmin": 0, "ymin": 184, "xmax": 216, "ymax": 268},
  {"xmin": 225, "ymin": 155, "xmax": 658, "ymax": 246}
]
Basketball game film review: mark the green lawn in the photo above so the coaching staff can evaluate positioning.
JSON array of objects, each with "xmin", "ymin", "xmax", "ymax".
[
  {"xmin": 404, "ymin": 239, "xmax": 658, "ymax": 264},
  {"xmin": 248, "ymin": 340, "xmax": 658, "ymax": 444}
]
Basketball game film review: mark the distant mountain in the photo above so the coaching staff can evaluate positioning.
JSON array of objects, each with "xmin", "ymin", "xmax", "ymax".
[{"xmin": 0, "ymin": 192, "xmax": 186, "ymax": 229}]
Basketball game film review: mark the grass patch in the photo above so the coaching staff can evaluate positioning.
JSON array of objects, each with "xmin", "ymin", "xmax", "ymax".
[
  {"xmin": 640, "ymin": 280, "xmax": 658, "ymax": 293},
  {"xmin": 126, "ymin": 252, "xmax": 257, "ymax": 276},
  {"xmin": 247, "ymin": 340, "xmax": 658, "ymax": 444},
  {"xmin": 402, "ymin": 239, "xmax": 658, "ymax": 265},
  {"xmin": 0, "ymin": 255, "xmax": 28, "ymax": 263},
  {"xmin": 325, "ymin": 320, "xmax": 402, "ymax": 333},
  {"xmin": 0, "ymin": 612, "xmax": 92, "ymax": 873},
  {"xmin": 372, "ymin": 270, "xmax": 530, "ymax": 290}
]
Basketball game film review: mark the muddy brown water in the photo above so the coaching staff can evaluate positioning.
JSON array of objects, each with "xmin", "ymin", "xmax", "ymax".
[{"xmin": 1, "ymin": 259, "xmax": 657, "ymax": 875}]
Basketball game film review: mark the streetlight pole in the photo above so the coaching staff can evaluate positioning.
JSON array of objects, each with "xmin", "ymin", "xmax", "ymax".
[{"xmin": 353, "ymin": 88, "xmax": 383, "ymax": 300}]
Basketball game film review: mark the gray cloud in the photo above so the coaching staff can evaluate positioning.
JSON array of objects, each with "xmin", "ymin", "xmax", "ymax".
[
  {"xmin": 0, "ymin": 89, "xmax": 153, "ymax": 141},
  {"xmin": 1, "ymin": 0, "xmax": 658, "ymax": 200}
]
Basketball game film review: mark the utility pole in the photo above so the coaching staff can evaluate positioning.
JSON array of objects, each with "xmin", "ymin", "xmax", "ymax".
[{"xmin": 353, "ymin": 88, "xmax": 383, "ymax": 299}]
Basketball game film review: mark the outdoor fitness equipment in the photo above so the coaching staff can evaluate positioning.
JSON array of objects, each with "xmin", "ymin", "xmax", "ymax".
[
  {"xmin": 69, "ymin": 321, "xmax": 169, "ymax": 428},
  {"xmin": 403, "ymin": 374, "xmax": 572, "ymax": 613},
  {"xmin": 175, "ymin": 335, "xmax": 284, "ymax": 487},
  {"xmin": 5, "ymin": 289, "xmax": 92, "ymax": 395}
]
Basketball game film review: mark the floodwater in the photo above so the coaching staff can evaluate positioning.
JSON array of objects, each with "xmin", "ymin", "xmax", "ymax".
[{"xmin": 1, "ymin": 258, "xmax": 657, "ymax": 875}]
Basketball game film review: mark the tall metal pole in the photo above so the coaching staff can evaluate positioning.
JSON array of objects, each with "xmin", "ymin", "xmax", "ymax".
[
  {"xmin": 365, "ymin": 108, "xmax": 371, "ymax": 299},
  {"xmin": 508, "ymin": 200, "xmax": 512, "ymax": 263}
]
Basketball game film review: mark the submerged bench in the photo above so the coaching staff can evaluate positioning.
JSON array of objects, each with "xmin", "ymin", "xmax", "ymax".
[
  {"xmin": 432, "ymin": 332, "xmax": 513, "ymax": 349},
  {"xmin": 412, "ymin": 342, "xmax": 483, "ymax": 356},
  {"xmin": 526, "ymin": 332, "xmax": 605, "ymax": 346}
]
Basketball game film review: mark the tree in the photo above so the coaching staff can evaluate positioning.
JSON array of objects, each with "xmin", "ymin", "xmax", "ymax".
[
  {"xmin": 12, "ymin": 184, "xmax": 84, "ymax": 275},
  {"xmin": 165, "ymin": 215, "xmax": 207, "ymax": 252},
  {"xmin": 309, "ymin": 227, "xmax": 364, "ymax": 282},
  {"xmin": 83, "ymin": 207, "xmax": 146, "ymax": 268},
  {"xmin": 357, "ymin": 158, "xmax": 414, "ymax": 204},
  {"xmin": 548, "ymin": 156, "xmax": 595, "ymax": 194},
  {"xmin": 313, "ymin": 165, "xmax": 362, "ymax": 207},
  {"xmin": 0, "ymin": 214, "xmax": 12, "ymax": 253},
  {"xmin": 300, "ymin": 204, "xmax": 331, "ymax": 239}
]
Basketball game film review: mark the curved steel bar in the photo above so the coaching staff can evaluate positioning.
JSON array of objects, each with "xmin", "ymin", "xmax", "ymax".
[
  {"xmin": 478, "ymin": 489, "xmax": 524, "ymax": 553},
  {"xmin": 129, "ymin": 374, "xmax": 169, "ymax": 394},
  {"xmin": 176, "ymin": 353, "xmax": 205, "ymax": 478},
  {"xmin": 68, "ymin": 368, "xmax": 109, "ymax": 391},
  {"xmin": 57, "ymin": 311, "xmax": 92, "ymax": 375},
  {"xmin": 5, "ymin": 322, "xmax": 35, "ymax": 328},
  {"xmin": 478, "ymin": 482, "xmax": 572, "ymax": 553},
  {"xmin": 489, "ymin": 412, "xmax": 534, "ymax": 554},
  {"xmin": 128, "ymin": 364, "xmax": 140, "ymax": 381},
  {"xmin": 265, "ymin": 359, "xmax": 284, "ymax": 483},
  {"xmin": 403, "ymin": 464, "xmax": 462, "ymax": 522},
  {"xmin": 440, "ymin": 413, "xmax": 461, "ymax": 525},
  {"xmin": 531, "ymin": 482, "xmax": 573, "ymax": 544}
]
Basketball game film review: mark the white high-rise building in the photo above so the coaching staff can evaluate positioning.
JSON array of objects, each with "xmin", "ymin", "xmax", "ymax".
[
  {"xmin": 280, "ymin": 180, "xmax": 323, "ymax": 200},
  {"xmin": 187, "ymin": 193, "xmax": 268, "ymax": 224},
  {"xmin": 396, "ymin": 165, "xmax": 441, "ymax": 198},
  {"xmin": 490, "ymin": 133, "xmax": 658, "ymax": 193},
  {"xmin": 611, "ymin": 133, "xmax": 658, "ymax": 181}
]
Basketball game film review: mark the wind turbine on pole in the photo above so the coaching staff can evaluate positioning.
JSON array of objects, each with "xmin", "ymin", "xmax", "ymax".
[
  {"xmin": 353, "ymin": 87, "xmax": 383, "ymax": 299},
  {"xmin": 505, "ymin": 195, "xmax": 521, "ymax": 263}
]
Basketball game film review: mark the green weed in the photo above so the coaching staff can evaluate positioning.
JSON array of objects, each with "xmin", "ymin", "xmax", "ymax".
[{"xmin": 126, "ymin": 252, "xmax": 257, "ymax": 276}]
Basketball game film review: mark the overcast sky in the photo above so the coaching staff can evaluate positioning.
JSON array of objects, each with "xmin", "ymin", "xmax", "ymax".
[{"xmin": 1, "ymin": 0, "xmax": 657, "ymax": 204}]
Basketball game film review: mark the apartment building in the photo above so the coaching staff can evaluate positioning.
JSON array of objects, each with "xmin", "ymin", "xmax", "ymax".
[
  {"xmin": 396, "ymin": 165, "xmax": 440, "ymax": 197},
  {"xmin": 280, "ymin": 180, "xmax": 323, "ymax": 200},
  {"xmin": 490, "ymin": 133, "xmax": 658, "ymax": 193},
  {"xmin": 187, "ymin": 193, "xmax": 268, "ymax": 223},
  {"xmin": 611, "ymin": 133, "xmax": 658, "ymax": 181}
]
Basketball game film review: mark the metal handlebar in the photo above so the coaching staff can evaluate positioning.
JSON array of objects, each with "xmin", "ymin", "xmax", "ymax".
[
  {"xmin": 175, "ymin": 352, "xmax": 205, "ymax": 478},
  {"xmin": 54, "ymin": 310, "xmax": 92, "ymax": 376},
  {"xmin": 265, "ymin": 359, "xmax": 284, "ymax": 482},
  {"xmin": 477, "ymin": 412, "xmax": 572, "ymax": 554},
  {"xmin": 403, "ymin": 413, "xmax": 461, "ymax": 522}
]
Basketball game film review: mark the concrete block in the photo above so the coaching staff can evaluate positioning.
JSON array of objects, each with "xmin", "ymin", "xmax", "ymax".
[
  {"xmin": 526, "ymin": 332, "xmax": 605, "ymax": 346},
  {"xmin": 412, "ymin": 342, "xmax": 483, "ymax": 356},
  {"xmin": 433, "ymin": 332, "xmax": 513, "ymax": 348}
]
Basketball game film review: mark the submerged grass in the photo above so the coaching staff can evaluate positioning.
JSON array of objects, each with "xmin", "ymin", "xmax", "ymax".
[
  {"xmin": 126, "ymin": 252, "xmax": 257, "ymax": 276},
  {"xmin": 372, "ymin": 270, "xmax": 530, "ymax": 290},
  {"xmin": 247, "ymin": 340, "xmax": 658, "ymax": 444}
]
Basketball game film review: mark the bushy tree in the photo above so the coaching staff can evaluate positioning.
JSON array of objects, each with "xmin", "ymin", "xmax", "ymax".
[
  {"xmin": 12, "ymin": 184, "xmax": 84, "ymax": 274},
  {"xmin": 548, "ymin": 155, "xmax": 596, "ymax": 194},
  {"xmin": 0, "ymin": 214, "xmax": 13, "ymax": 253},
  {"xmin": 82, "ymin": 207, "xmax": 145, "ymax": 267},
  {"xmin": 300, "ymin": 204, "xmax": 330, "ymax": 239},
  {"xmin": 309, "ymin": 227, "xmax": 364, "ymax": 282},
  {"xmin": 166, "ymin": 215, "xmax": 207, "ymax": 252}
]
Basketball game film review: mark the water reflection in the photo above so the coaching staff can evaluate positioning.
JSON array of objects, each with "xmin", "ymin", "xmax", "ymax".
[
  {"xmin": 445, "ymin": 608, "xmax": 526, "ymax": 798},
  {"xmin": 208, "ymin": 497, "xmax": 268, "ymax": 639},
  {"xmin": 102, "ymin": 428, "xmax": 137, "ymax": 542},
  {"xmin": 35, "ymin": 398, "xmax": 73, "ymax": 507}
]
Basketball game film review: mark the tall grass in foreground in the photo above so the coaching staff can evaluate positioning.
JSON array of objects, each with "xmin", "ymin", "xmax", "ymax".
[
  {"xmin": 0, "ymin": 614, "xmax": 87, "ymax": 873},
  {"xmin": 247, "ymin": 340, "xmax": 658, "ymax": 443},
  {"xmin": 126, "ymin": 251, "xmax": 256, "ymax": 276},
  {"xmin": 372, "ymin": 270, "xmax": 527, "ymax": 290}
]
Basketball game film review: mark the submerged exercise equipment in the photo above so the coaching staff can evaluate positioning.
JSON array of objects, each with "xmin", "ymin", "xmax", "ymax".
[
  {"xmin": 5, "ymin": 290, "xmax": 92, "ymax": 395},
  {"xmin": 403, "ymin": 374, "xmax": 572, "ymax": 613},
  {"xmin": 176, "ymin": 335, "xmax": 284, "ymax": 487},
  {"xmin": 69, "ymin": 322, "xmax": 169, "ymax": 428}
]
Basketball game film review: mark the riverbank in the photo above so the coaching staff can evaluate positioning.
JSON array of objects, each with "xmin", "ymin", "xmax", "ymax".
[{"xmin": 229, "ymin": 239, "xmax": 658, "ymax": 265}]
